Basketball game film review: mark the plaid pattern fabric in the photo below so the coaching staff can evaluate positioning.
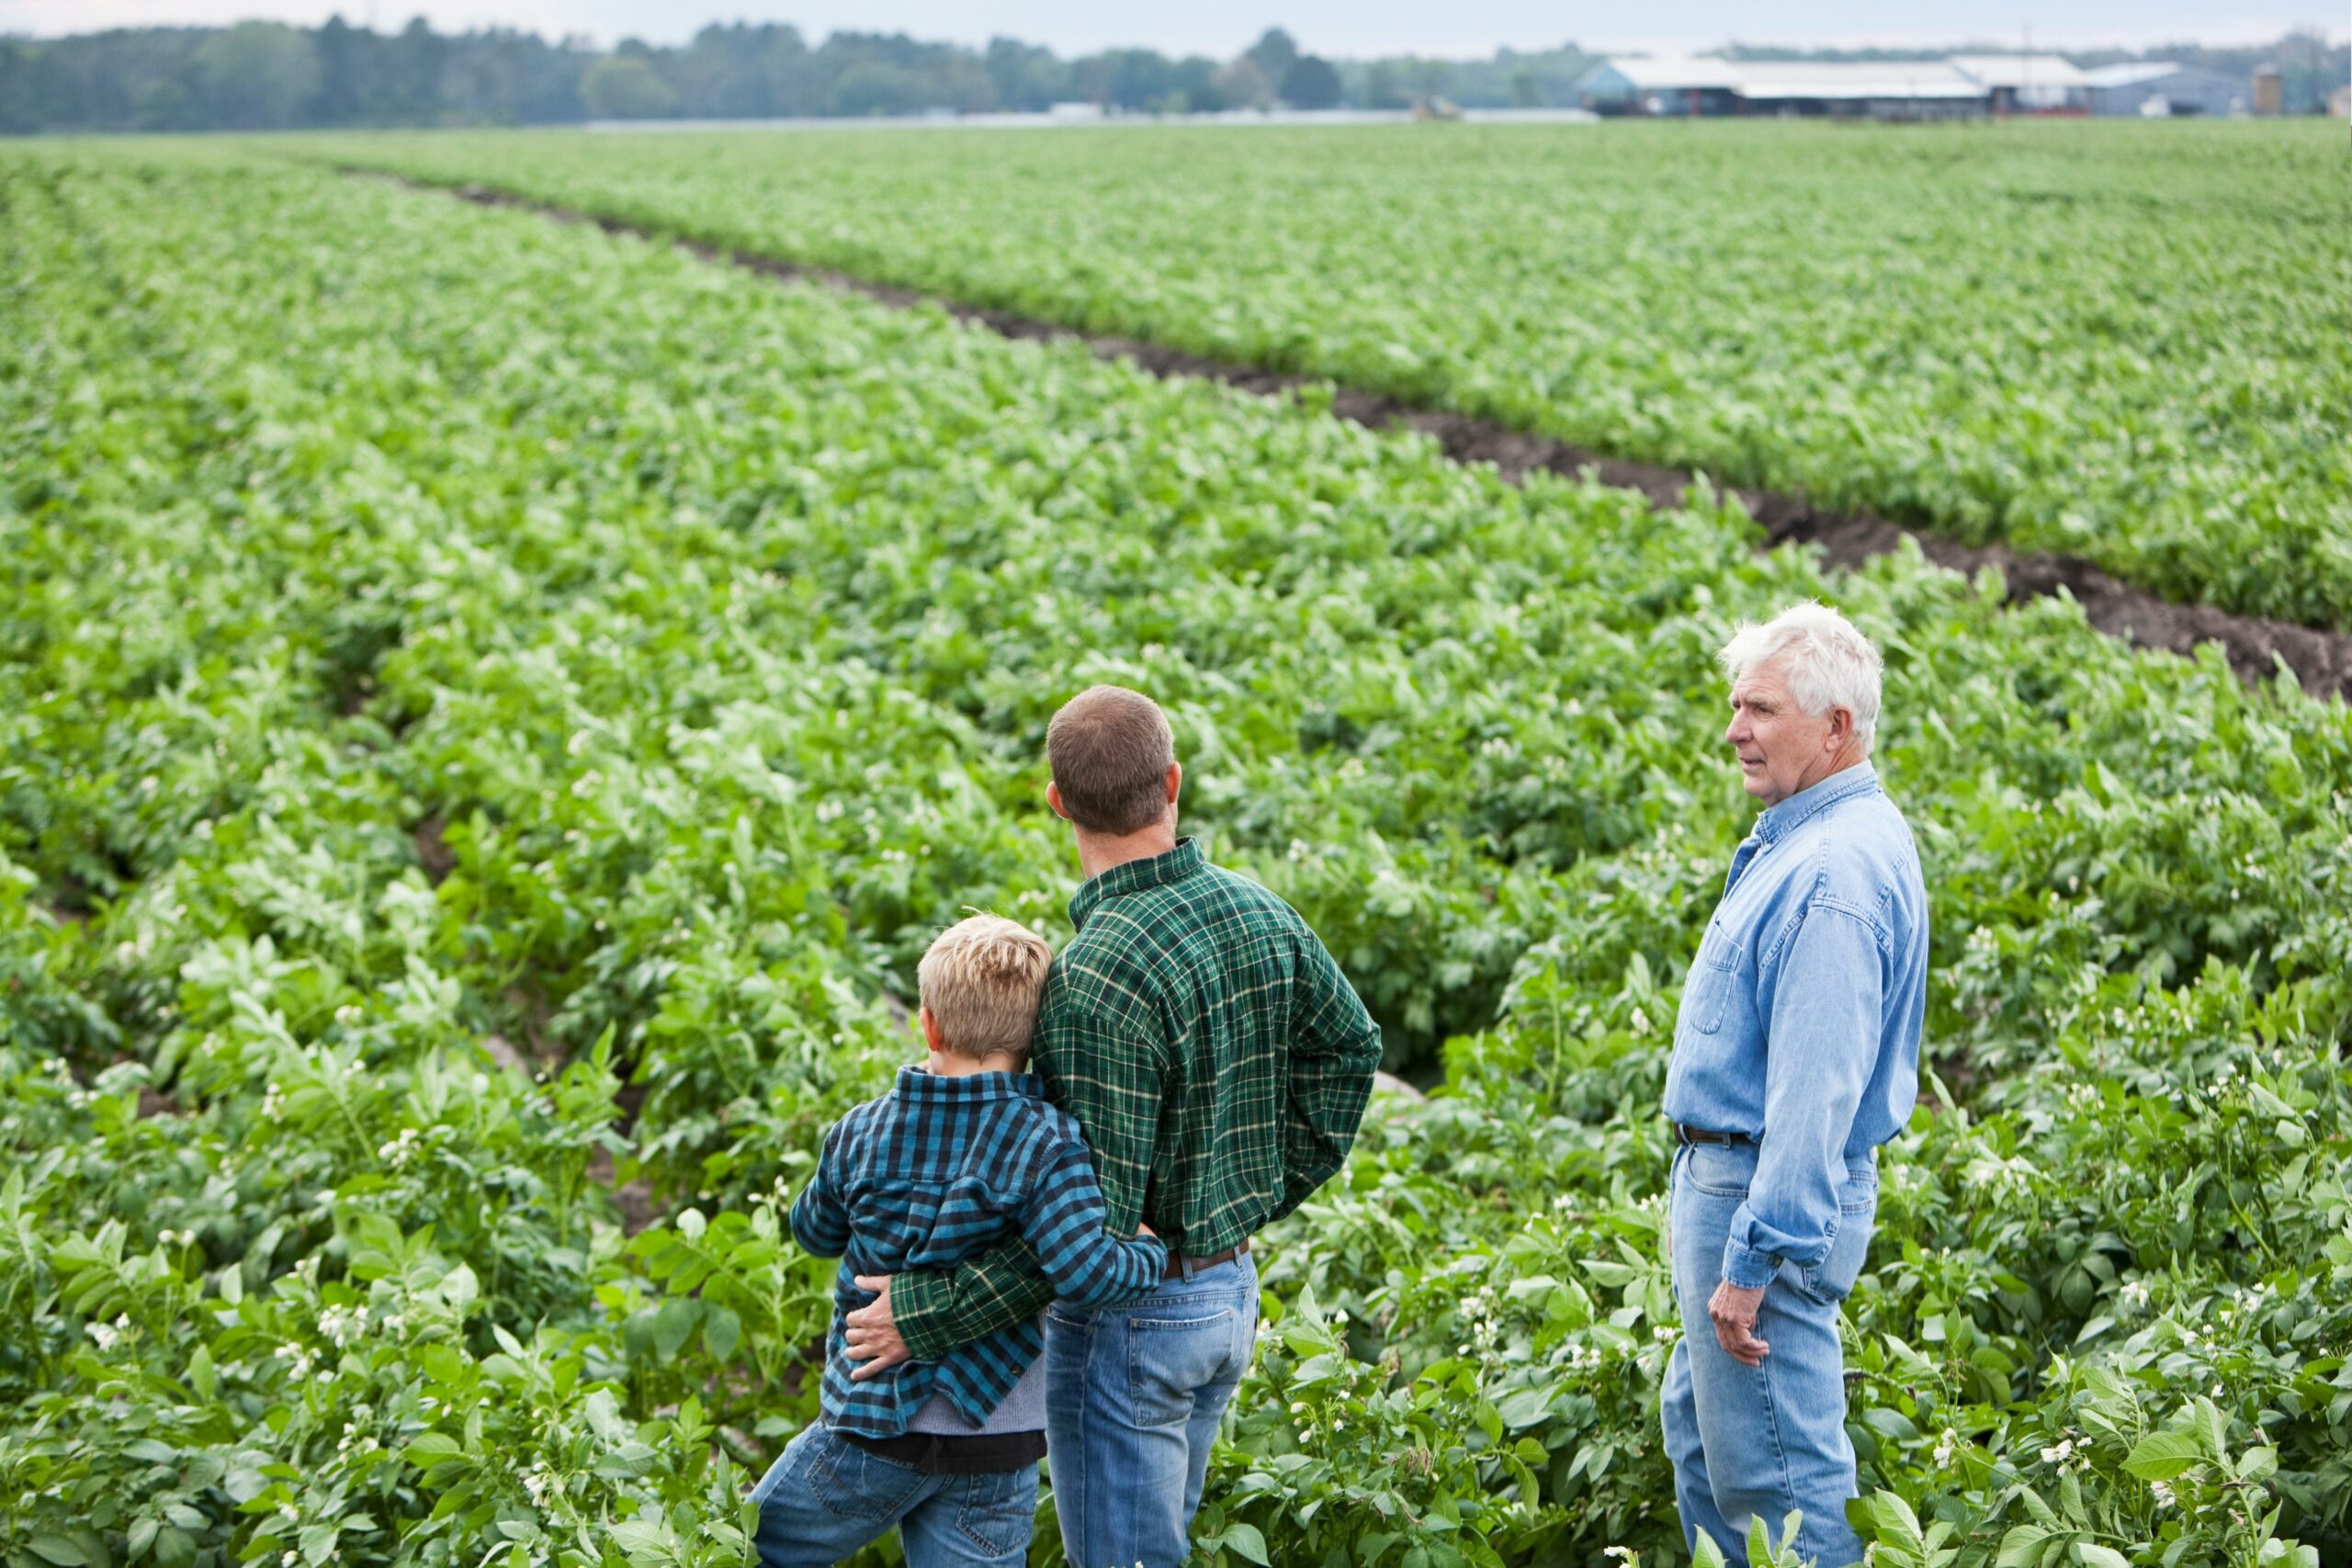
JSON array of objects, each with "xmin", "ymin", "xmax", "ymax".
[
  {"xmin": 893, "ymin": 837, "xmax": 1383, "ymax": 1360},
  {"xmin": 789, "ymin": 1065, "xmax": 1168, "ymax": 1438}
]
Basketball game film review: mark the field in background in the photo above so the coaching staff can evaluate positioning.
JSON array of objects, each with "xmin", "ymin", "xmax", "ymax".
[
  {"xmin": 2, "ymin": 137, "xmax": 2350, "ymax": 1568},
  {"xmin": 323, "ymin": 119, "xmax": 2352, "ymax": 630}
]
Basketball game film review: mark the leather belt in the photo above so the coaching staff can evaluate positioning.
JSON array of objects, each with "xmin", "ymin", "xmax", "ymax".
[
  {"xmin": 838, "ymin": 1425, "xmax": 1046, "ymax": 1475},
  {"xmin": 1674, "ymin": 1123, "xmax": 1756, "ymax": 1147},
  {"xmin": 1162, "ymin": 1236, "xmax": 1250, "ymax": 1280}
]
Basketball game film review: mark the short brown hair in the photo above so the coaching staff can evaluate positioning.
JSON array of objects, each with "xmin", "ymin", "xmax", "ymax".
[
  {"xmin": 1046, "ymin": 685, "xmax": 1175, "ymax": 835},
  {"xmin": 918, "ymin": 915, "xmax": 1053, "ymax": 1060}
]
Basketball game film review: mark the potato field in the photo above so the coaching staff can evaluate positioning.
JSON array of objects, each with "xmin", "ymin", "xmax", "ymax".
[
  {"xmin": 329, "ymin": 120, "xmax": 2352, "ymax": 629},
  {"xmin": 3, "ymin": 127, "xmax": 2349, "ymax": 1568}
]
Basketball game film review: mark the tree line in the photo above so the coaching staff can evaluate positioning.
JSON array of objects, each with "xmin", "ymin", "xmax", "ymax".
[
  {"xmin": 3, "ymin": 17, "xmax": 2338, "ymax": 135},
  {"xmin": 0, "ymin": 20, "xmax": 1603, "ymax": 133}
]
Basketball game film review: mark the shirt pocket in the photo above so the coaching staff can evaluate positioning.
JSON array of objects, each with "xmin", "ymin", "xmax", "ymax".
[{"xmin": 1676, "ymin": 920, "xmax": 1747, "ymax": 1039}]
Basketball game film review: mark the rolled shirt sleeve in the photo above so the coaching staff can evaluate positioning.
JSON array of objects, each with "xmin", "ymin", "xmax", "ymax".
[
  {"xmin": 1722, "ymin": 901, "xmax": 1884, "ymax": 1291},
  {"xmin": 1268, "ymin": 931, "xmax": 1382, "ymax": 1224}
]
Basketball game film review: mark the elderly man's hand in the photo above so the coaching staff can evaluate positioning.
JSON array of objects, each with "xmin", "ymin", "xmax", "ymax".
[
  {"xmin": 1708, "ymin": 1280, "xmax": 1770, "ymax": 1366},
  {"xmin": 843, "ymin": 1275, "xmax": 911, "ymax": 1381}
]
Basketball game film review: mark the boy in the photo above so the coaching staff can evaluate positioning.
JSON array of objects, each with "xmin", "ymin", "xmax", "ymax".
[{"xmin": 748, "ymin": 914, "xmax": 1168, "ymax": 1568}]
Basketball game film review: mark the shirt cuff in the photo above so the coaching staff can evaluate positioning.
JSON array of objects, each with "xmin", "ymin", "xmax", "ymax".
[
  {"xmin": 891, "ymin": 1270, "xmax": 959, "ymax": 1361},
  {"xmin": 1721, "ymin": 1237, "xmax": 1780, "ymax": 1292}
]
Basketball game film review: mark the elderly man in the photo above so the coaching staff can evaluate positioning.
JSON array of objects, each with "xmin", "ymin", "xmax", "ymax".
[{"xmin": 1660, "ymin": 603, "xmax": 1928, "ymax": 1568}]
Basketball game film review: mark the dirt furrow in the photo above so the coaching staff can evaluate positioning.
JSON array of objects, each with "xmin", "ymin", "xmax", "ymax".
[{"xmin": 369, "ymin": 172, "xmax": 2352, "ymax": 702}]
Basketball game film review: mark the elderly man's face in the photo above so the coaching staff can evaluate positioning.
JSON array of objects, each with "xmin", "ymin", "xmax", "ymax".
[{"xmin": 1724, "ymin": 658, "xmax": 1845, "ymax": 807}]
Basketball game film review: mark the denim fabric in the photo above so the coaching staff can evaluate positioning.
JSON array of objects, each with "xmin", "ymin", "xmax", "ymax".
[
  {"xmin": 1044, "ymin": 1250, "xmax": 1260, "ymax": 1568},
  {"xmin": 1662, "ymin": 1140, "xmax": 1878, "ymax": 1568},
  {"xmin": 748, "ymin": 1422, "xmax": 1039, "ymax": 1568},
  {"xmin": 1660, "ymin": 761, "xmax": 1927, "ymax": 1290}
]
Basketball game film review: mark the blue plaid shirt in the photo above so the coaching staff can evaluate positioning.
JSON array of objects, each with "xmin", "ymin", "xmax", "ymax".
[{"xmin": 789, "ymin": 1065, "xmax": 1169, "ymax": 1437}]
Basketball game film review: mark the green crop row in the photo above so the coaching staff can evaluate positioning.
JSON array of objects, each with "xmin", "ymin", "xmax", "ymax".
[
  {"xmin": 1, "ymin": 145, "xmax": 2347, "ymax": 1568},
  {"xmin": 309, "ymin": 119, "xmax": 2352, "ymax": 631}
]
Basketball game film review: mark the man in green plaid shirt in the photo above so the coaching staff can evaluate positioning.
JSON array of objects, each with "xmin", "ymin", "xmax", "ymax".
[{"xmin": 844, "ymin": 684, "xmax": 1382, "ymax": 1567}]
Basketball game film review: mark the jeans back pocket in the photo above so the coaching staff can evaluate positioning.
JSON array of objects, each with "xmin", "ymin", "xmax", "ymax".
[
  {"xmin": 953, "ymin": 1463, "xmax": 1039, "ymax": 1557},
  {"xmin": 1127, "ymin": 1305, "xmax": 1245, "ymax": 1427},
  {"xmin": 808, "ymin": 1430, "xmax": 930, "ymax": 1521}
]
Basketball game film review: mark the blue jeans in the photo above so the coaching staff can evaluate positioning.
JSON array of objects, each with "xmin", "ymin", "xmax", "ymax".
[
  {"xmin": 748, "ymin": 1421, "xmax": 1039, "ymax": 1568},
  {"xmin": 1045, "ymin": 1249, "xmax": 1260, "ymax": 1568},
  {"xmin": 1660, "ymin": 1140, "xmax": 1878, "ymax": 1568}
]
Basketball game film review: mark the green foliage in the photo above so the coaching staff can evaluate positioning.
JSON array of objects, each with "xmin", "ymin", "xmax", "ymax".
[
  {"xmin": 314, "ymin": 119, "xmax": 2352, "ymax": 628},
  {"xmin": 0, "ymin": 145, "xmax": 2346, "ymax": 1568}
]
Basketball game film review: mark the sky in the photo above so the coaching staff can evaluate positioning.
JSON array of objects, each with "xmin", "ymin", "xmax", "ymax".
[{"xmin": 3, "ymin": 0, "xmax": 2341, "ymax": 53}]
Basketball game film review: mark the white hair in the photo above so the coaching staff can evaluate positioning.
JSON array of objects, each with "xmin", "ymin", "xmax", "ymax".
[{"xmin": 1717, "ymin": 602, "xmax": 1884, "ymax": 746}]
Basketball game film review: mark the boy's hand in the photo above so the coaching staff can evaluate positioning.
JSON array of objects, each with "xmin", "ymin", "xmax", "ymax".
[
  {"xmin": 844, "ymin": 1275, "xmax": 910, "ymax": 1379},
  {"xmin": 1137, "ymin": 1222, "xmax": 1158, "ymax": 1239}
]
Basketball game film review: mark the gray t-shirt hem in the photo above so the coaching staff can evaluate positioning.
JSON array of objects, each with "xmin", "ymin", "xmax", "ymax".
[{"xmin": 906, "ymin": 1313, "xmax": 1047, "ymax": 1435}]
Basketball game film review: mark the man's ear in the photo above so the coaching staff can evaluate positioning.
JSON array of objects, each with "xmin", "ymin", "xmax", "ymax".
[
  {"xmin": 1824, "ymin": 706, "xmax": 1855, "ymax": 751},
  {"xmin": 919, "ymin": 1006, "xmax": 944, "ymax": 1054},
  {"xmin": 1046, "ymin": 781, "xmax": 1070, "ymax": 822},
  {"xmin": 1164, "ymin": 761, "xmax": 1182, "ymax": 808}
]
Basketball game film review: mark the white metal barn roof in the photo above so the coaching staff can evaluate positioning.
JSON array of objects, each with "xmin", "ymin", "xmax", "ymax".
[
  {"xmin": 2080, "ymin": 62, "xmax": 2187, "ymax": 87},
  {"xmin": 1589, "ymin": 57, "xmax": 1745, "ymax": 92},
  {"xmin": 1725, "ymin": 60, "xmax": 1986, "ymax": 100},
  {"xmin": 1580, "ymin": 56, "xmax": 1986, "ymax": 101},
  {"xmin": 1947, "ymin": 54, "xmax": 2093, "ymax": 89}
]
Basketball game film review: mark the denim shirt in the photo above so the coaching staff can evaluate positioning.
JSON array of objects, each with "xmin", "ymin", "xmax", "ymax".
[{"xmin": 1662, "ymin": 761, "xmax": 1928, "ymax": 1292}]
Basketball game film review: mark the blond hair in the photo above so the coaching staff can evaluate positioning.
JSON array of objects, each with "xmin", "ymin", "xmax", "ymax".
[
  {"xmin": 1046, "ymin": 684, "xmax": 1176, "ymax": 835},
  {"xmin": 917, "ymin": 915, "xmax": 1053, "ymax": 1061}
]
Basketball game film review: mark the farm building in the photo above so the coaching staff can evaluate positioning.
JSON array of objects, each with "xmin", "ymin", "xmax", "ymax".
[
  {"xmin": 1574, "ymin": 57, "xmax": 1989, "ymax": 119},
  {"xmin": 1576, "ymin": 53, "xmax": 2109, "ymax": 118},
  {"xmin": 1570, "ymin": 57, "xmax": 1743, "ymax": 117},
  {"xmin": 2081, "ymin": 62, "xmax": 2248, "ymax": 117},
  {"xmin": 1945, "ymin": 54, "xmax": 2093, "ymax": 113}
]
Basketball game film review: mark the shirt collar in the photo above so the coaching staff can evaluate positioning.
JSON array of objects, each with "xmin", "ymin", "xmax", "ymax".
[
  {"xmin": 1754, "ymin": 761, "xmax": 1880, "ymax": 844},
  {"xmin": 1069, "ymin": 836, "xmax": 1205, "ymax": 931},
  {"xmin": 892, "ymin": 1063, "xmax": 1045, "ymax": 1105}
]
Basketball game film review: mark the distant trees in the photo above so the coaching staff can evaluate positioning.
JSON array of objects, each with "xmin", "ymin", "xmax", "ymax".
[
  {"xmin": 1279, "ymin": 55, "xmax": 1343, "ymax": 109},
  {"xmin": 985, "ymin": 37, "xmax": 1065, "ymax": 110},
  {"xmin": 6, "ymin": 17, "xmax": 2335, "ymax": 133},
  {"xmin": 4, "ymin": 15, "xmax": 595, "ymax": 131},
  {"xmin": 0, "ymin": 17, "xmax": 1598, "ymax": 131},
  {"xmin": 668, "ymin": 24, "xmax": 808, "ymax": 119},
  {"xmin": 186, "ymin": 22, "xmax": 320, "ymax": 129},
  {"xmin": 1210, "ymin": 58, "xmax": 1274, "ymax": 111},
  {"xmin": 1361, "ymin": 61, "xmax": 1411, "ymax": 110},
  {"xmin": 0, "ymin": 43, "xmax": 33, "ymax": 134},
  {"xmin": 580, "ymin": 52, "xmax": 676, "ymax": 119},
  {"xmin": 1244, "ymin": 28, "xmax": 1301, "ymax": 85}
]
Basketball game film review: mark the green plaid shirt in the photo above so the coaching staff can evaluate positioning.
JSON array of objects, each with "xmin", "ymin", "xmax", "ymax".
[{"xmin": 894, "ymin": 837, "xmax": 1382, "ymax": 1359}]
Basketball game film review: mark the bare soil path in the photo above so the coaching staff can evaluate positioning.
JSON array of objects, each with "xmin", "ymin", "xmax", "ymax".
[{"xmin": 371, "ymin": 173, "xmax": 2352, "ymax": 702}]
